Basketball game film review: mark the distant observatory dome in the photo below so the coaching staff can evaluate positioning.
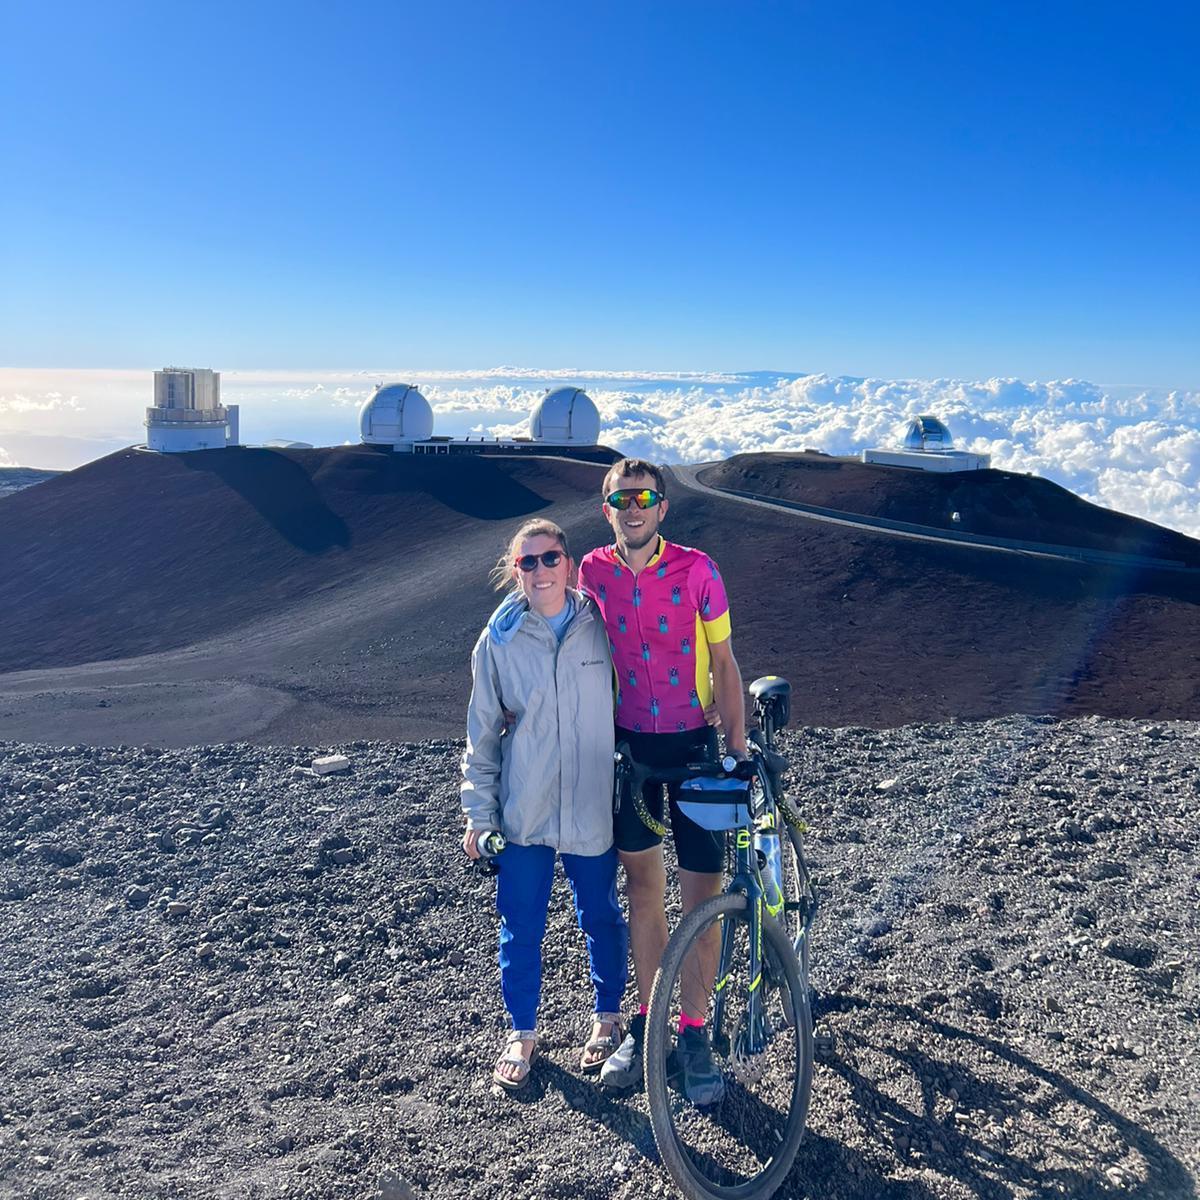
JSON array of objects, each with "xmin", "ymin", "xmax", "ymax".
[
  {"xmin": 863, "ymin": 413, "xmax": 988, "ymax": 472},
  {"xmin": 359, "ymin": 384, "xmax": 434, "ymax": 448},
  {"xmin": 530, "ymin": 387, "xmax": 601, "ymax": 445},
  {"xmin": 903, "ymin": 415, "xmax": 955, "ymax": 452}
]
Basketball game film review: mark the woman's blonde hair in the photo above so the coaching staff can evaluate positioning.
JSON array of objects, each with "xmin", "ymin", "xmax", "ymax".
[{"xmin": 489, "ymin": 518, "xmax": 573, "ymax": 592}]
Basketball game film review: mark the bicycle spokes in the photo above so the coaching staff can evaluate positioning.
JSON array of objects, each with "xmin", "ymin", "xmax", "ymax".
[{"xmin": 646, "ymin": 895, "xmax": 812, "ymax": 1198}]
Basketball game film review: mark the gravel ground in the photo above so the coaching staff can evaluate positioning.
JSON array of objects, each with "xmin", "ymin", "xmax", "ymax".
[{"xmin": 1, "ymin": 718, "xmax": 1197, "ymax": 1200}]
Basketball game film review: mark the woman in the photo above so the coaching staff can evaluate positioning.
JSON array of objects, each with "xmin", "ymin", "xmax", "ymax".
[{"xmin": 461, "ymin": 517, "xmax": 628, "ymax": 1090}]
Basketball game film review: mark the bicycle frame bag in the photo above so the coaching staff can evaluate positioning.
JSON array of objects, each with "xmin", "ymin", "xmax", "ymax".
[{"xmin": 676, "ymin": 776, "xmax": 752, "ymax": 831}]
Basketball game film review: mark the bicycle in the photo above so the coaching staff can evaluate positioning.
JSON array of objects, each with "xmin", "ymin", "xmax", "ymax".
[{"xmin": 614, "ymin": 675, "xmax": 817, "ymax": 1200}]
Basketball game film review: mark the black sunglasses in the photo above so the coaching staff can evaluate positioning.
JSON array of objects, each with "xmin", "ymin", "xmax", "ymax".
[{"xmin": 517, "ymin": 550, "xmax": 565, "ymax": 572}]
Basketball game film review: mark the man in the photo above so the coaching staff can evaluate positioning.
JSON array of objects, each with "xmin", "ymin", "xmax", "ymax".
[{"xmin": 578, "ymin": 457, "xmax": 747, "ymax": 1103}]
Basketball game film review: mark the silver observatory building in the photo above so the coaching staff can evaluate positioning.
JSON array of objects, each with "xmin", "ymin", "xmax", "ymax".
[{"xmin": 145, "ymin": 368, "xmax": 240, "ymax": 453}]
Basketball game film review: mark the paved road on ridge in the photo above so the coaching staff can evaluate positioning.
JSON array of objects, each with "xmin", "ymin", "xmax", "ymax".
[{"xmin": 668, "ymin": 463, "xmax": 1181, "ymax": 569}]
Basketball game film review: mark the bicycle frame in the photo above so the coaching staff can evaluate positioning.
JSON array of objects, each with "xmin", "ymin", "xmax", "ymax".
[
  {"xmin": 639, "ymin": 677, "xmax": 816, "ymax": 1200},
  {"xmin": 755, "ymin": 707, "xmax": 818, "ymax": 967},
  {"xmin": 613, "ymin": 690, "xmax": 817, "ymax": 1058},
  {"xmin": 708, "ymin": 706, "xmax": 810, "ymax": 1062}
]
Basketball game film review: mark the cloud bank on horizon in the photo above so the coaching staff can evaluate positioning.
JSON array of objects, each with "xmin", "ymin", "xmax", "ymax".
[
  {"xmin": 641, "ymin": 376, "xmax": 1200, "ymax": 542},
  {"xmin": 1, "ymin": 368, "xmax": 1198, "ymax": 539},
  {"xmin": 459, "ymin": 371, "xmax": 1200, "ymax": 540}
]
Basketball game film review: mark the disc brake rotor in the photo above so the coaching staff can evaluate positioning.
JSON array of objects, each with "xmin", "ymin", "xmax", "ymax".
[{"xmin": 730, "ymin": 1028, "xmax": 768, "ymax": 1084}]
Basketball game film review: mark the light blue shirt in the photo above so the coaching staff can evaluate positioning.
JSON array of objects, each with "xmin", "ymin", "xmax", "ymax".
[{"xmin": 543, "ymin": 594, "xmax": 576, "ymax": 642}]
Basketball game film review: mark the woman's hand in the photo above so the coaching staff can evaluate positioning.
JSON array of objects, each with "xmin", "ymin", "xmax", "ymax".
[
  {"xmin": 462, "ymin": 828, "xmax": 482, "ymax": 859},
  {"xmin": 703, "ymin": 701, "xmax": 723, "ymax": 729}
]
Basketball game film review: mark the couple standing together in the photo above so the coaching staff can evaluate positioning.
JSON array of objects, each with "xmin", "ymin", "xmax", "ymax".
[{"xmin": 460, "ymin": 457, "xmax": 747, "ymax": 1099}]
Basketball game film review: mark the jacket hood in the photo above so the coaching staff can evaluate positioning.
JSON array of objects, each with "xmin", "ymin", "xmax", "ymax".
[
  {"xmin": 485, "ymin": 588, "xmax": 588, "ymax": 646},
  {"xmin": 485, "ymin": 591, "xmax": 528, "ymax": 646}
]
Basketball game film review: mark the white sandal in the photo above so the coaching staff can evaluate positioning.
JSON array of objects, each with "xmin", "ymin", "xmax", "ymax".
[
  {"xmin": 580, "ymin": 1012, "xmax": 624, "ymax": 1073},
  {"xmin": 493, "ymin": 1029, "xmax": 538, "ymax": 1090}
]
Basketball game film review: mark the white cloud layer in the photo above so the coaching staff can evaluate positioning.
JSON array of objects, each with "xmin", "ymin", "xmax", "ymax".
[
  {"xmin": 481, "ymin": 373, "xmax": 1200, "ymax": 538},
  {"xmin": 2, "ymin": 368, "xmax": 1198, "ymax": 538},
  {"xmin": 0, "ymin": 392, "xmax": 84, "ymax": 415}
]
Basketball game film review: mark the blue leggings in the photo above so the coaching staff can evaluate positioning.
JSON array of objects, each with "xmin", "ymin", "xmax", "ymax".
[{"xmin": 494, "ymin": 842, "xmax": 628, "ymax": 1032}]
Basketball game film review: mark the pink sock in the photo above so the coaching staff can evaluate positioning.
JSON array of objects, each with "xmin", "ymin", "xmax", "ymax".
[
  {"xmin": 638, "ymin": 1004, "xmax": 648, "ymax": 1017},
  {"xmin": 678, "ymin": 1011, "xmax": 705, "ymax": 1034}
]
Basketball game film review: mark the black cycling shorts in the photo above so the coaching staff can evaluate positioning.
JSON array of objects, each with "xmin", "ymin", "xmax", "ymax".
[{"xmin": 614, "ymin": 725, "xmax": 724, "ymax": 874}]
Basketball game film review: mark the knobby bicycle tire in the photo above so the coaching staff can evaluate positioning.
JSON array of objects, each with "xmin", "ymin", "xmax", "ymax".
[{"xmin": 645, "ymin": 892, "xmax": 813, "ymax": 1200}]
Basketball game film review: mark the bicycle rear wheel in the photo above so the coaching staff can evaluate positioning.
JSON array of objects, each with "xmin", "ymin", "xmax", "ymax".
[
  {"xmin": 645, "ymin": 892, "xmax": 813, "ymax": 1200},
  {"xmin": 781, "ymin": 823, "xmax": 813, "ymax": 998}
]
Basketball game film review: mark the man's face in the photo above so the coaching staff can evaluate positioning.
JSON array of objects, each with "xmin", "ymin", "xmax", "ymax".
[{"xmin": 603, "ymin": 472, "xmax": 668, "ymax": 553}]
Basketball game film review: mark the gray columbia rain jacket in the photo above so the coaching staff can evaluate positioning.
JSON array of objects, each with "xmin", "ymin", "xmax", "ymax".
[{"xmin": 460, "ymin": 588, "xmax": 615, "ymax": 857}]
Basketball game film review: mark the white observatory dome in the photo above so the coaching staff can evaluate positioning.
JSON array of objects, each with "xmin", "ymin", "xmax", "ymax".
[
  {"xmin": 359, "ymin": 384, "xmax": 435, "ymax": 447},
  {"xmin": 903, "ymin": 415, "xmax": 954, "ymax": 452},
  {"xmin": 529, "ymin": 387, "xmax": 601, "ymax": 445}
]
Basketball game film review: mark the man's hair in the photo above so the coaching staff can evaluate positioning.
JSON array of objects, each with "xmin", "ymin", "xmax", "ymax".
[
  {"xmin": 489, "ymin": 518, "xmax": 572, "ymax": 592},
  {"xmin": 602, "ymin": 457, "xmax": 665, "ymax": 499}
]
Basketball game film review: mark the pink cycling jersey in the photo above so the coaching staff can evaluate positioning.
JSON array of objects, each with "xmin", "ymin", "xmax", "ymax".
[{"xmin": 579, "ymin": 537, "xmax": 732, "ymax": 734}]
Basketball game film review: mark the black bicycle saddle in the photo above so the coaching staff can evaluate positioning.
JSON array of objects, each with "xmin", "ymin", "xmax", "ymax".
[{"xmin": 749, "ymin": 676, "xmax": 791, "ymax": 727}]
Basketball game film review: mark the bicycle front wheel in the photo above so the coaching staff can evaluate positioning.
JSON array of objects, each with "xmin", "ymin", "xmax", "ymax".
[{"xmin": 645, "ymin": 892, "xmax": 813, "ymax": 1200}]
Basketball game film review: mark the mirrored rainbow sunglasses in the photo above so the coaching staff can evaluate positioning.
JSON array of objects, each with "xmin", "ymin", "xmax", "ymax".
[{"xmin": 605, "ymin": 488, "xmax": 665, "ymax": 511}]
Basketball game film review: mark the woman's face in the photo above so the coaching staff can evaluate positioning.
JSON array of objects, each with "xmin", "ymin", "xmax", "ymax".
[{"xmin": 514, "ymin": 533, "xmax": 570, "ymax": 617}]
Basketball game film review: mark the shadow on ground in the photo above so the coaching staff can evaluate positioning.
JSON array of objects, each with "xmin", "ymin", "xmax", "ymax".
[
  {"xmin": 181, "ymin": 449, "xmax": 351, "ymax": 553},
  {"xmin": 797, "ymin": 994, "xmax": 1194, "ymax": 1200}
]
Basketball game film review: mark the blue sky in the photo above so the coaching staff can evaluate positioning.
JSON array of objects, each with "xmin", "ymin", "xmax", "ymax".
[{"xmin": 2, "ymin": 1, "xmax": 1198, "ymax": 385}]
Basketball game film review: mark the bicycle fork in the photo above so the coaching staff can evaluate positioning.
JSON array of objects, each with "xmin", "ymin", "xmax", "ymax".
[{"xmin": 712, "ymin": 829, "xmax": 770, "ymax": 1058}]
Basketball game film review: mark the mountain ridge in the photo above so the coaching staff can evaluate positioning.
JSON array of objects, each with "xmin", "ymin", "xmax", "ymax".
[{"xmin": 1, "ymin": 446, "xmax": 1197, "ymax": 745}]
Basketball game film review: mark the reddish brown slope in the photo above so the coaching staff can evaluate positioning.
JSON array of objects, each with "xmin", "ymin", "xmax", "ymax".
[
  {"xmin": 665, "ymin": 469, "xmax": 1200, "ymax": 727},
  {"xmin": 0, "ymin": 446, "xmax": 613, "ymax": 673},
  {"xmin": 0, "ymin": 447, "xmax": 1197, "ymax": 743}
]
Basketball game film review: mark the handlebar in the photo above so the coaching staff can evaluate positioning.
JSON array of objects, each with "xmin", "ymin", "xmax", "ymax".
[{"xmin": 613, "ymin": 744, "xmax": 760, "ymax": 792}]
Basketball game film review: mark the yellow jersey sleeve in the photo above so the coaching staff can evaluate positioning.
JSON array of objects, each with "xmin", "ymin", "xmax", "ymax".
[{"xmin": 701, "ymin": 609, "xmax": 731, "ymax": 645}]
